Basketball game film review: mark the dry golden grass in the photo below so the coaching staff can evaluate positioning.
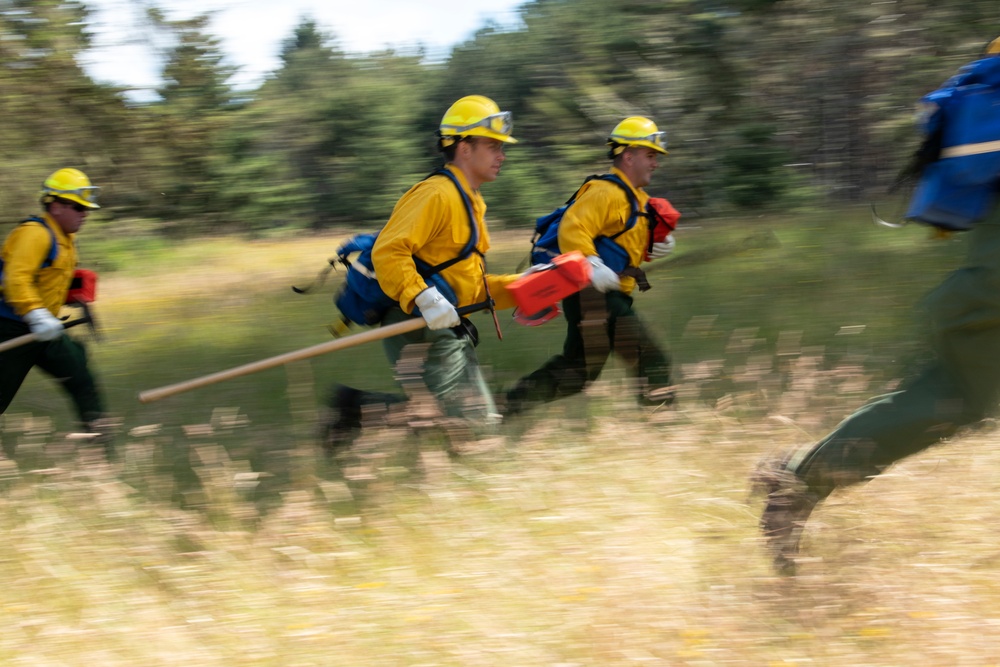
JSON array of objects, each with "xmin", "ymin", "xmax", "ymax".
[
  {"xmin": 2, "ymin": 219, "xmax": 999, "ymax": 665},
  {"xmin": 3, "ymin": 376, "xmax": 1000, "ymax": 665}
]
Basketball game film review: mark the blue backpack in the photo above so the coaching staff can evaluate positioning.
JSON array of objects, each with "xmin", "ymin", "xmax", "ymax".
[
  {"xmin": 333, "ymin": 169, "xmax": 481, "ymax": 326},
  {"xmin": 0, "ymin": 217, "xmax": 59, "ymax": 321},
  {"xmin": 905, "ymin": 56, "xmax": 1000, "ymax": 230},
  {"xmin": 531, "ymin": 173, "xmax": 645, "ymax": 273}
]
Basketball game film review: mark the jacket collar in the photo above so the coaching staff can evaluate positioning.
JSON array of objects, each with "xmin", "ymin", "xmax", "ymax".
[
  {"xmin": 609, "ymin": 166, "xmax": 649, "ymax": 204},
  {"xmin": 40, "ymin": 212, "xmax": 73, "ymax": 242}
]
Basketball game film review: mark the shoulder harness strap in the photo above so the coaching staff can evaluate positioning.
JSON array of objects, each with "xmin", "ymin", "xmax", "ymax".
[
  {"xmin": 0, "ymin": 216, "xmax": 58, "ymax": 279},
  {"xmin": 559, "ymin": 174, "xmax": 645, "ymax": 240},
  {"xmin": 414, "ymin": 168, "xmax": 482, "ymax": 277},
  {"xmin": 26, "ymin": 217, "xmax": 59, "ymax": 268},
  {"xmin": 592, "ymin": 174, "xmax": 645, "ymax": 239},
  {"xmin": 0, "ymin": 217, "xmax": 59, "ymax": 319}
]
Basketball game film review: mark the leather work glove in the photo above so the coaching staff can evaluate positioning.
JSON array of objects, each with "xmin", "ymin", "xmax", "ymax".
[
  {"xmin": 586, "ymin": 256, "xmax": 621, "ymax": 293},
  {"xmin": 23, "ymin": 308, "xmax": 64, "ymax": 341},
  {"xmin": 414, "ymin": 286, "xmax": 461, "ymax": 330},
  {"xmin": 648, "ymin": 233, "xmax": 676, "ymax": 260}
]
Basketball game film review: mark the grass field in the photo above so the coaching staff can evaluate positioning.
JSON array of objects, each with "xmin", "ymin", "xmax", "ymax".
[{"xmin": 3, "ymin": 207, "xmax": 998, "ymax": 665}]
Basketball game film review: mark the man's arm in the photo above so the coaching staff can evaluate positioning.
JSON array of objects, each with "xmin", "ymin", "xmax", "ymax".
[
  {"xmin": 371, "ymin": 186, "xmax": 450, "ymax": 314},
  {"xmin": 1, "ymin": 224, "xmax": 56, "ymax": 316},
  {"xmin": 557, "ymin": 179, "xmax": 637, "ymax": 255},
  {"xmin": 556, "ymin": 183, "xmax": 626, "ymax": 292}
]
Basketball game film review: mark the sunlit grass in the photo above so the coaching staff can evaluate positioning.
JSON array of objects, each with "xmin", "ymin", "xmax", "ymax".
[{"xmin": 1, "ymin": 207, "xmax": 994, "ymax": 665}]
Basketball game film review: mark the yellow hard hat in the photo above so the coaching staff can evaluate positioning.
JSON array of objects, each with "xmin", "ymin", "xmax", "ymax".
[
  {"xmin": 986, "ymin": 36, "xmax": 1000, "ymax": 56},
  {"xmin": 40, "ymin": 168, "xmax": 100, "ymax": 209},
  {"xmin": 607, "ymin": 116, "xmax": 668, "ymax": 155},
  {"xmin": 439, "ymin": 95, "xmax": 518, "ymax": 146}
]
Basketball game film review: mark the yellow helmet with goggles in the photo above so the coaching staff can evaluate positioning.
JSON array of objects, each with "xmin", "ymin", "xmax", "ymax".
[
  {"xmin": 986, "ymin": 36, "xmax": 1000, "ymax": 56},
  {"xmin": 438, "ymin": 95, "xmax": 518, "ymax": 147},
  {"xmin": 40, "ymin": 168, "xmax": 100, "ymax": 209},
  {"xmin": 607, "ymin": 116, "xmax": 668, "ymax": 156}
]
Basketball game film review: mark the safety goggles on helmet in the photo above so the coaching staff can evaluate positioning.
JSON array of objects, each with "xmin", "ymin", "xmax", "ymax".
[
  {"xmin": 440, "ymin": 111, "xmax": 513, "ymax": 137},
  {"xmin": 45, "ymin": 186, "xmax": 100, "ymax": 206},
  {"xmin": 608, "ymin": 130, "xmax": 668, "ymax": 152}
]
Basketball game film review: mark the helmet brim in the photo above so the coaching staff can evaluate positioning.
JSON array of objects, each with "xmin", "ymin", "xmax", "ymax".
[
  {"xmin": 450, "ymin": 127, "xmax": 517, "ymax": 144},
  {"xmin": 608, "ymin": 140, "xmax": 668, "ymax": 155}
]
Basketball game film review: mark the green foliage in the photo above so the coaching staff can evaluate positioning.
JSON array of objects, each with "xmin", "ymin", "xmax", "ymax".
[
  {"xmin": 223, "ymin": 21, "xmax": 435, "ymax": 230},
  {"xmin": 156, "ymin": 16, "xmax": 235, "ymax": 110},
  {"xmin": 135, "ymin": 13, "xmax": 242, "ymax": 232},
  {"xmin": 0, "ymin": 0, "xmax": 131, "ymax": 214},
  {"xmin": 2, "ymin": 1, "xmax": 1000, "ymax": 234},
  {"xmin": 6, "ymin": 214, "xmax": 979, "ymax": 663},
  {"xmin": 718, "ymin": 122, "xmax": 791, "ymax": 209}
]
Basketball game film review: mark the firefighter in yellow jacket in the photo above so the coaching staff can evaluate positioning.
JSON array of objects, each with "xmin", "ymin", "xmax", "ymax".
[
  {"xmin": 0, "ymin": 168, "xmax": 107, "ymax": 438},
  {"xmin": 504, "ymin": 117, "xmax": 675, "ymax": 415},
  {"xmin": 324, "ymin": 95, "xmax": 521, "ymax": 453}
]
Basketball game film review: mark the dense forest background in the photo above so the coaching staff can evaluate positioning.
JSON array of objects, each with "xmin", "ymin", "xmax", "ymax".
[{"xmin": 2, "ymin": 0, "xmax": 998, "ymax": 234}]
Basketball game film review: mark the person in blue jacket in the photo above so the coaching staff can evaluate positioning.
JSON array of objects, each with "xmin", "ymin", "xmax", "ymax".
[{"xmin": 755, "ymin": 37, "xmax": 1000, "ymax": 574}]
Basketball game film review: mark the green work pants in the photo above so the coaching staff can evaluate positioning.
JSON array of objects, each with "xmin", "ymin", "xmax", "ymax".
[
  {"xmin": 505, "ymin": 287, "xmax": 672, "ymax": 411},
  {"xmin": 381, "ymin": 306, "xmax": 499, "ymax": 425},
  {"xmin": 0, "ymin": 318, "xmax": 104, "ymax": 424},
  {"xmin": 788, "ymin": 210, "xmax": 1000, "ymax": 498}
]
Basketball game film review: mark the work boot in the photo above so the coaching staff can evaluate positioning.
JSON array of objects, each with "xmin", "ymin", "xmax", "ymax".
[
  {"xmin": 321, "ymin": 385, "xmax": 364, "ymax": 458},
  {"xmin": 751, "ymin": 456, "xmax": 819, "ymax": 575},
  {"xmin": 638, "ymin": 386, "xmax": 676, "ymax": 409},
  {"xmin": 320, "ymin": 385, "xmax": 408, "ymax": 457},
  {"xmin": 499, "ymin": 392, "xmax": 524, "ymax": 420},
  {"xmin": 83, "ymin": 416, "xmax": 122, "ymax": 461}
]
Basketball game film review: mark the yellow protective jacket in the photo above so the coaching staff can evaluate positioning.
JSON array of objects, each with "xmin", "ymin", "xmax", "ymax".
[
  {"xmin": 0, "ymin": 214, "xmax": 76, "ymax": 318},
  {"xmin": 556, "ymin": 166, "xmax": 651, "ymax": 295},
  {"xmin": 372, "ymin": 165, "xmax": 519, "ymax": 314}
]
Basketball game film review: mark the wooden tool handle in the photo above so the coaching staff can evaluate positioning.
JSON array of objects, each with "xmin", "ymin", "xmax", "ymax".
[
  {"xmin": 0, "ymin": 316, "xmax": 91, "ymax": 354},
  {"xmin": 137, "ymin": 317, "xmax": 427, "ymax": 404}
]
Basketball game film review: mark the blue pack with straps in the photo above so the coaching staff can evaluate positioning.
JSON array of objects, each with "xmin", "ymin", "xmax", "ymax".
[
  {"xmin": 0, "ymin": 217, "xmax": 58, "ymax": 321},
  {"xmin": 333, "ymin": 168, "xmax": 480, "ymax": 326},
  {"xmin": 531, "ymin": 173, "xmax": 644, "ymax": 273},
  {"xmin": 906, "ymin": 55, "xmax": 1000, "ymax": 230}
]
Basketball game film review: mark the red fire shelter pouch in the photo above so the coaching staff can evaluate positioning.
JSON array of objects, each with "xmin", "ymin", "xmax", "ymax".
[
  {"xmin": 66, "ymin": 269, "xmax": 97, "ymax": 305},
  {"xmin": 508, "ymin": 251, "xmax": 592, "ymax": 317}
]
